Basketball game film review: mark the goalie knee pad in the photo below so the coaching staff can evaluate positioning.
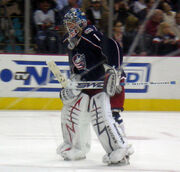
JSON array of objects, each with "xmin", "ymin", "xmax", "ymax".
[
  {"xmin": 89, "ymin": 92, "xmax": 128, "ymax": 154},
  {"xmin": 60, "ymin": 93, "xmax": 91, "ymax": 159},
  {"xmin": 59, "ymin": 88, "xmax": 81, "ymax": 105}
]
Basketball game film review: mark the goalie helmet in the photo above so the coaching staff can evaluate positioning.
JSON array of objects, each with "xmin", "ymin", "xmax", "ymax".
[{"xmin": 63, "ymin": 8, "xmax": 87, "ymax": 38}]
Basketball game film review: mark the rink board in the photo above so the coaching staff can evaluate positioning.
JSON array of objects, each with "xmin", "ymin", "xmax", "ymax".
[
  {"xmin": 0, "ymin": 98, "xmax": 180, "ymax": 111},
  {"xmin": 0, "ymin": 54, "xmax": 180, "ymax": 111}
]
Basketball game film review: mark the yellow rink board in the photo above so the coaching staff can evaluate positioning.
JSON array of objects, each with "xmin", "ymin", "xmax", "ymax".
[
  {"xmin": 0, "ymin": 98, "xmax": 63, "ymax": 110},
  {"xmin": 0, "ymin": 98, "xmax": 180, "ymax": 111},
  {"xmin": 124, "ymin": 99, "xmax": 180, "ymax": 111}
]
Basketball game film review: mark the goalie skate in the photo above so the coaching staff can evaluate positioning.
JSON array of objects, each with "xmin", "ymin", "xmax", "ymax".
[
  {"xmin": 107, "ymin": 156, "xmax": 130, "ymax": 166},
  {"xmin": 57, "ymin": 143, "xmax": 86, "ymax": 161},
  {"xmin": 102, "ymin": 147, "xmax": 129, "ymax": 165},
  {"xmin": 127, "ymin": 144, "xmax": 134, "ymax": 157},
  {"xmin": 61, "ymin": 148, "xmax": 86, "ymax": 161}
]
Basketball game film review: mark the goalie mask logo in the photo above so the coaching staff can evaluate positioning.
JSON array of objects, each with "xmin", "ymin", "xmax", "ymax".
[{"xmin": 72, "ymin": 53, "xmax": 86, "ymax": 70}]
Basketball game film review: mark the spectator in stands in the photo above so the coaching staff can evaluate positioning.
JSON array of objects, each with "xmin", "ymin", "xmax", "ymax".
[
  {"xmin": 168, "ymin": 12, "xmax": 180, "ymax": 54},
  {"xmin": 122, "ymin": 15, "xmax": 146, "ymax": 55},
  {"xmin": 159, "ymin": 0, "xmax": 177, "ymax": 12},
  {"xmin": 133, "ymin": 0, "xmax": 146, "ymax": 14},
  {"xmin": 113, "ymin": 21, "xmax": 123, "ymax": 47},
  {"xmin": 171, "ymin": 12, "xmax": 180, "ymax": 40},
  {"xmin": 82, "ymin": 0, "xmax": 109, "ymax": 12},
  {"xmin": 85, "ymin": 0, "xmax": 109, "ymax": 33},
  {"xmin": 54, "ymin": 0, "xmax": 82, "ymax": 10},
  {"xmin": 33, "ymin": 0, "xmax": 59, "ymax": 54},
  {"xmin": 152, "ymin": 22, "xmax": 179, "ymax": 55},
  {"xmin": 142, "ymin": 9, "xmax": 163, "ymax": 55},
  {"xmin": 53, "ymin": 0, "xmax": 68, "ymax": 10},
  {"xmin": 160, "ymin": 1, "xmax": 176, "ymax": 26},
  {"xmin": 114, "ymin": 0, "xmax": 132, "ymax": 25},
  {"xmin": 145, "ymin": 9, "xmax": 163, "ymax": 37},
  {"xmin": 136, "ymin": 0, "xmax": 155, "ymax": 24}
]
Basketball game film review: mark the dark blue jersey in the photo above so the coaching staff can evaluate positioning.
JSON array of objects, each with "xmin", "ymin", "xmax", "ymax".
[
  {"xmin": 64, "ymin": 25, "xmax": 125, "ymax": 81},
  {"xmin": 67, "ymin": 25, "xmax": 106, "ymax": 81}
]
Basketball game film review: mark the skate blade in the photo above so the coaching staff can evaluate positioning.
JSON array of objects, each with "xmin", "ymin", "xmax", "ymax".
[
  {"xmin": 64, "ymin": 156, "xmax": 86, "ymax": 161},
  {"xmin": 107, "ymin": 157, "xmax": 130, "ymax": 166}
]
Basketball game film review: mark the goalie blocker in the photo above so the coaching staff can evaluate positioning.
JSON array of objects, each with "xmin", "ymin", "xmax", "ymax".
[{"xmin": 103, "ymin": 68, "xmax": 118, "ymax": 97}]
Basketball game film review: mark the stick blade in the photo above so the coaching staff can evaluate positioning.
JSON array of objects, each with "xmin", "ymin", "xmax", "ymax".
[{"xmin": 46, "ymin": 61, "xmax": 67, "ymax": 88}]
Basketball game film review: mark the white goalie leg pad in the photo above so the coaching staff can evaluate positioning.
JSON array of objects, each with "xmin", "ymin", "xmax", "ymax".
[
  {"xmin": 117, "ymin": 123, "xmax": 134, "ymax": 157},
  {"xmin": 112, "ymin": 110, "xmax": 134, "ymax": 158},
  {"xmin": 56, "ymin": 142, "xmax": 71, "ymax": 155},
  {"xmin": 57, "ymin": 93, "xmax": 91, "ymax": 160},
  {"xmin": 89, "ymin": 92, "xmax": 129, "ymax": 163},
  {"xmin": 60, "ymin": 88, "xmax": 81, "ymax": 105}
]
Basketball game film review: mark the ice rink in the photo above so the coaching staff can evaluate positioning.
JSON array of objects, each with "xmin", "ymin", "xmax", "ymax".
[{"xmin": 0, "ymin": 110, "xmax": 180, "ymax": 172}]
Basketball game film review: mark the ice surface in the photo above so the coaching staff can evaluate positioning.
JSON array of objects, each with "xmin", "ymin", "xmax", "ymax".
[{"xmin": 0, "ymin": 110, "xmax": 180, "ymax": 172}]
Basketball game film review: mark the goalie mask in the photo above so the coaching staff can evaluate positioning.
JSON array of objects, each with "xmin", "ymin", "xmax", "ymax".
[{"xmin": 63, "ymin": 8, "xmax": 87, "ymax": 38}]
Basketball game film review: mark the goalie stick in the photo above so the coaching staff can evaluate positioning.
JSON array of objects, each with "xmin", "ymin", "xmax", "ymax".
[
  {"xmin": 67, "ymin": 81, "xmax": 176, "ymax": 89},
  {"xmin": 47, "ymin": 61, "xmax": 176, "ymax": 89},
  {"xmin": 47, "ymin": 60, "xmax": 105, "ymax": 89}
]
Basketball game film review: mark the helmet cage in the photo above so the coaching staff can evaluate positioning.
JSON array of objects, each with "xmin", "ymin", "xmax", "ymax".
[{"xmin": 63, "ymin": 8, "xmax": 87, "ymax": 38}]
